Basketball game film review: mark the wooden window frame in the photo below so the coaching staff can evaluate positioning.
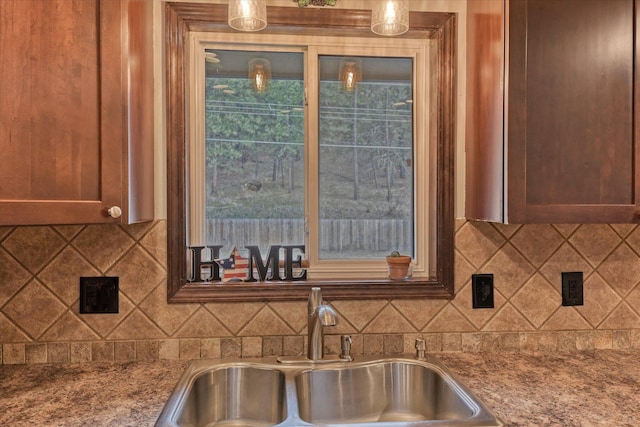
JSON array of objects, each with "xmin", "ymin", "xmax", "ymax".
[{"xmin": 165, "ymin": 2, "xmax": 456, "ymax": 302}]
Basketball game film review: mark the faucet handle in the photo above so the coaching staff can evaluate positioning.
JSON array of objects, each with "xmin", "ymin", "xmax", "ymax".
[
  {"xmin": 340, "ymin": 335, "xmax": 353, "ymax": 361},
  {"xmin": 415, "ymin": 338, "xmax": 426, "ymax": 360}
]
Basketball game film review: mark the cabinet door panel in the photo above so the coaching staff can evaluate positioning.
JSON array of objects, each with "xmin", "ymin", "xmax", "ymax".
[
  {"xmin": 508, "ymin": 0, "xmax": 635, "ymax": 222},
  {"xmin": 0, "ymin": 0, "xmax": 122, "ymax": 224}
]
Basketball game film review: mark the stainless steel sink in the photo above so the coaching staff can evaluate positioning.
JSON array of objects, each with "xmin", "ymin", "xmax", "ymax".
[{"xmin": 155, "ymin": 355, "xmax": 502, "ymax": 427}]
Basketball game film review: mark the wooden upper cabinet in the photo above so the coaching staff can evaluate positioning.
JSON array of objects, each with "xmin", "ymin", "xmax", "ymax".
[
  {"xmin": 466, "ymin": 0, "xmax": 638, "ymax": 223},
  {"xmin": 0, "ymin": 0, "xmax": 153, "ymax": 225}
]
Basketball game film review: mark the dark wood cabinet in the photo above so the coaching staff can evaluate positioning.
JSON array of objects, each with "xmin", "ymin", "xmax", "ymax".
[
  {"xmin": 466, "ymin": 0, "xmax": 638, "ymax": 223},
  {"xmin": 0, "ymin": 0, "xmax": 154, "ymax": 225}
]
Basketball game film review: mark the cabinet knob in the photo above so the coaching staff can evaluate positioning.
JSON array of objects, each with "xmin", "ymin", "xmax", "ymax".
[{"xmin": 107, "ymin": 206, "xmax": 122, "ymax": 219}]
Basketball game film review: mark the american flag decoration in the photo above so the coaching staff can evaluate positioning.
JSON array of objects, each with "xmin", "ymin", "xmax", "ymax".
[{"xmin": 214, "ymin": 247, "xmax": 249, "ymax": 282}]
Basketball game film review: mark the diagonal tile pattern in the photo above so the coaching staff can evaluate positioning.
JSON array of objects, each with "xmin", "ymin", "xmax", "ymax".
[{"xmin": 2, "ymin": 220, "xmax": 640, "ymax": 364}]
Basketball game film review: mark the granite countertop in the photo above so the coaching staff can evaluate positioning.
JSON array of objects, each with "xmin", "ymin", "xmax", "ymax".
[{"xmin": 1, "ymin": 350, "xmax": 639, "ymax": 426}]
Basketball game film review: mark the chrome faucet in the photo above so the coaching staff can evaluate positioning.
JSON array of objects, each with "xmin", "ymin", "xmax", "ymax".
[{"xmin": 307, "ymin": 287, "xmax": 338, "ymax": 361}]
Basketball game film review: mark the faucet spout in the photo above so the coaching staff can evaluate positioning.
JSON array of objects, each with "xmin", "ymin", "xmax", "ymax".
[{"xmin": 307, "ymin": 287, "xmax": 338, "ymax": 361}]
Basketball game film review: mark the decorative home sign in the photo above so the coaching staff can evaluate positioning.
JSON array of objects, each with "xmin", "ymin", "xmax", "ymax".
[{"xmin": 188, "ymin": 245, "xmax": 307, "ymax": 283}]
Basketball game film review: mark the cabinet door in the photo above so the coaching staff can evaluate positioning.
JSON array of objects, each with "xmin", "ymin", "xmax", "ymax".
[
  {"xmin": 0, "ymin": 0, "xmax": 152, "ymax": 225},
  {"xmin": 507, "ymin": 0, "xmax": 636, "ymax": 223}
]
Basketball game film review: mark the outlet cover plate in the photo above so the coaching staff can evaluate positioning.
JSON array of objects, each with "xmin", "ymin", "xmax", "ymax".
[
  {"xmin": 80, "ymin": 276, "xmax": 119, "ymax": 314},
  {"xmin": 562, "ymin": 272, "xmax": 584, "ymax": 306},
  {"xmin": 472, "ymin": 273, "xmax": 494, "ymax": 309}
]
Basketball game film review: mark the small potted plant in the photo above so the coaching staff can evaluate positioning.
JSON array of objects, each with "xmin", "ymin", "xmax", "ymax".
[{"xmin": 386, "ymin": 250, "xmax": 412, "ymax": 280}]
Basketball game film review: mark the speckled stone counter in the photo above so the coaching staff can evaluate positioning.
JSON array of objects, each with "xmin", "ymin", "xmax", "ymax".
[{"xmin": 2, "ymin": 351, "xmax": 640, "ymax": 426}]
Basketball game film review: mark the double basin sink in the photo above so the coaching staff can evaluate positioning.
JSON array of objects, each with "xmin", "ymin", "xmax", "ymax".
[{"xmin": 155, "ymin": 354, "xmax": 502, "ymax": 427}]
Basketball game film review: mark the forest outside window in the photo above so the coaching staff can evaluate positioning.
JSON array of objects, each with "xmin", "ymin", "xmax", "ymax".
[
  {"xmin": 165, "ymin": 3, "xmax": 455, "ymax": 302},
  {"xmin": 186, "ymin": 34, "xmax": 431, "ymax": 283}
]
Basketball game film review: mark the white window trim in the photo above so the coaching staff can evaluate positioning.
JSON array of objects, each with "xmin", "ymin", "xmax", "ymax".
[{"xmin": 187, "ymin": 32, "xmax": 432, "ymax": 281}]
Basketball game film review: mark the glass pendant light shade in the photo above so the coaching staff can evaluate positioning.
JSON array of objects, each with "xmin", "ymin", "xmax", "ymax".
[
  {"xmin": 228, "ymin": 0, "xmax": 267, "ymax": 32},
  {"xmin": 338, "ymin": 58, "xmax": 362, "ymax": 92},
  {"xmin": 249, "ymin": 58, "xmax": 271, "ymax": 93},
  {"xmin": 371, "ymin": 0, "xmax": 409, "ymax": 36}
]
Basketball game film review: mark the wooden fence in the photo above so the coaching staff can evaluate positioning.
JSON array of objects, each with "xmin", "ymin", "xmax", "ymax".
[{"xmin": 206, "ymin": 218, "xmax": 411, "ymax": 253}]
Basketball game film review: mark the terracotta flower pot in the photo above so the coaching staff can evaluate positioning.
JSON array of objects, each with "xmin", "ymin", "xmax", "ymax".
[{"xmin": 386, "ymin": 255, "xmax": 412, "ymax": 280}]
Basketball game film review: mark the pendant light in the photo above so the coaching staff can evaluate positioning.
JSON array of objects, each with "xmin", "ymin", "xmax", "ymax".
[
  {"xmin": 371, "ymin": 0, "xmax": 409, "ymax": 36},
  {"xmin": 249, "ymin": 58, "xmax": 271, "ymax": 93},
  {"xmin": 228, "ymin": 0, "xmax": 267, "ymax": 32},
  {"xmin": 338, "ymin": 58, "xmax": 362, "ymax": 92}
]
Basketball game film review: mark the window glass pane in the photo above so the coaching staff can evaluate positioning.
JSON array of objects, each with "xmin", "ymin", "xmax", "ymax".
[
  {"xmin": 318, "ymin": 55, "xmax": 414, "ymax": 260},
  {"xmin": 204, "ymin": 50, "xmax": 305, "ymax": 258}
]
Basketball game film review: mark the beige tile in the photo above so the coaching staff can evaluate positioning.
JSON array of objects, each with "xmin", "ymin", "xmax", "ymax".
[
  {"xmin": 38, "ymin": 247, "xmax": 100, "ymax": 305},
  {"xmin": 25, "ymin": 343, "xmax": 47, "ymax": 364},
  {"xmin": 519, "ymin": 333, "xmax": 539, "ymax": 352},
  {"xmin": 0, "ymin": 248, "xmax": 32, "ymax": 306},
  {"xmin": 425, "ymin": 304, "xmax": 476, "ymax": 332},
  {"xmin": 452, "ymin": 283, "xmax": 506, "ymax": 330},
  {"xmin": 455, "ymin": 221, "xmax": 505, "ymax": 268},
  {"xmin": 3, "ymin": 280, "xmax": 66, "ymax": 339},
  {"xmin": 159, "ymin": 339, "xmax": 179, "ymax": 360},
  {"xmin": 53, "ymin": 225, "xmax": 84, "ymax": 241},
  {"xmin": 454, "ymin": 250, "xmax": 476, "ymax": 292},
  {"xmin": 623, "ymin": 225, "xmax": 640, "ymax": 255},
  {"xmin": 137, "ymin": 340, "xmax": 159, "ymax": 360},
  {"xmin": 442, "ymin": 333, "xmax": 462, "ymax": 352},
  {"xmin": 510, "ymin": 224, "xmax": 563, "ymax": 268},
  {"xmin": 48, "ymin": 343, "xmax": 70, "ymax": 363},
  {"xmin": 324, "ymin": 334, "xmax": 340, "ymax": 355},
  {"xmin": 593, "ymin": 330, "xmax": 613, "ymax": 349},
  {"xmin": 480, "ymin": 333, "xmax": 501, "ymax": 351},
  {"xmin": 110, "ymin": 245, "xmax": 165, "ymax": 304},
  {"xmin": 262, "ymin": 336, "xmax": 283, "ymax": 357},
  {"xmin": 483, "ymin": 304, "xmax": 534, "ymax": 332},
  {"xmin": 71, "ymin": 225, "xmax": 135, "ymax": 272},
  {"xmin": 0, "ymin": 226, "xmax": 14, "ymax": 241},
  {"xmin": 41, "ymin": 311, "xmax": 100, "ymax": 341},
  {"xmin": 115, "ymin": 341, "xmax": 136, "ymax": 361},
  {"xmin": 460, "ymin": 333, "xmax": 482, "ymax": 352},
  {"xmin": 557, "ymin": 331, "xmax": 577, "ymax": 351},
  {"xmin": 383, "ymin": 334, "xmax": 404, "ymax": 354},
  {"xmin": 499, "ymin": 333, "xmax": 520, "ymax": 351},
  {"xmin": 510, "ymin": 274, "xmax": 559, "ymax": 328},
  {"xmin": 611, "ymin": 224, "xmax": 637, "ymax": 239},
  {"xmin": 108, "ymin": 309, "xmax": 166, "ymax": 340},
  {"xmin": 241, "ymin": 337, "xmax": 262, "ymax": 358},
  {"xmin": 0, "ymin": 313, "xmax": 30, "ymax": 342},
  {"xmin": 180, "ymin": 339, "xmax": 201, "ymax": 360},
  {"xmin": 491, "ymin": 223, "xmax": 521, "ymax": 239},
  {"xmin": 92, "ymin": 342, "xmax": 114, "ymax": 362},
  {"xmin": 331, "ymin": 300, "xmax": 387, "ymax": 332},
  {"xmin": 70, "ymin": 342, "xmax": 92, "ymax": 363},
  {"xmin": 239, "ymin": 306, "xmax": 295, "ymax": 336},
  {"xmin": 201, "ymin": 338, "xmax": 221, "ymax": 358},
  {"xmin": 3, "ymin": 344, "xmax": 25, "ymax": 364},
  {"xmin": 138, "ymin": 282, "xmax": 198, "ymax": 336},
  {"xmin": 613, "ymin": 331, "xmax": 631, "ymax": 349},
  {"xmin": 269, "ymin": 301, "xmax": 308, "ymax": 333},
  {"xmin": 576, "ymin": 331, "xmax": 595, "ymax": 350},
  {"xmin": 391, "ymin": 299, "xmax": 447, "ymax": 331},
  {"xmin": 3, "ymin": 226, "xmax": 66, "ymax": 273},
  {"xmin": 121, "ymin": 221, "xmax": 155, "ymax": 241},
  {"xmin": 537, "ymin": 332, "xmax": 558, "ymax": 352},
  {"xmin": 569, "ymin": 225, "xmax": 620, "ymax": 267},
  {"xmin": 139, "ymin": 221, "xmax": 167, "ymax": 265},
  {"xmin": 483, "ymin": 243, "xmax": 536, "ymax": 298},
  {"xmin": 576, "ymin": 274, "xmax": 621, "ymax": 327},
  {"xmin": 402, "ymin": 333, "xmax": 422, "ymax": 353},
  {"xmin": 597, "ymin": 244, "xmax": 640, "ymax": 296},
  {"xmin": 423, "ymin": 333, "xmax": 443, "ymax": 352},
  {"xmin": 630, "ymin": 330, "xmax": 640, "ymax": 348},
  {"xmin": 363, "ymin": 305, "xmax": 417, "ymax": 333},
  {"xmin": 221, "ymin": 338, "xmax": 241, "ymax": 358},
  {"xmin": 205, "ymin": 302, "xmax": 263, "ymax": 335},
  {"xmin": 174, "ymin": 307, "xmax": 232, "ymax": 338},
  {"xmin": 599, "ymin": 303, "xmax": 640, "ymax": 329},
  {"xmin": 538, "ymin": 243, "xmax": 593, "ymax": 288},
  {"xmin": 78, "ymin": 293, "xmax": 135, "ymax": 338},
  {"xmin": 553, "ymin": 224, "xmax": 580, "ymax": 238},
  {"xmin": 282, "ymin": 336, "xmax": 303, "ymax": 356},
  {"xmin": 541, "ymin": 307, "xmax": 592, "ymax": 331},
  {"xmin": 363, "ymin": 334, "xmax": 383, "ymax": 354}
]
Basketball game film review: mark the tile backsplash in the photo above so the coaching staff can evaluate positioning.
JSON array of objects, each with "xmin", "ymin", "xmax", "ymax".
[{"xmin": 1, "ymin": 219, "xmax": 640, "ymax": 364}]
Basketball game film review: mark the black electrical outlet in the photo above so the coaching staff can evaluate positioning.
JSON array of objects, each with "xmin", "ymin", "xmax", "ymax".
[
  {"xmin": 472, "ymin": 273, "xmax": 494, "ymax": 309},
  {"xmin": 562, "ymin": 272, "xmax": 583, "ymax": 306},
  {"xmin": 79, "ymin": 277, "xmax": 119, "ymax": 314}
]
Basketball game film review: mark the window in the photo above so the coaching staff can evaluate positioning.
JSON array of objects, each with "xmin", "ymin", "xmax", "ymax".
[{"xmin": 166, "ymin": 3, "xmax": 455, "ymax": 302}]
